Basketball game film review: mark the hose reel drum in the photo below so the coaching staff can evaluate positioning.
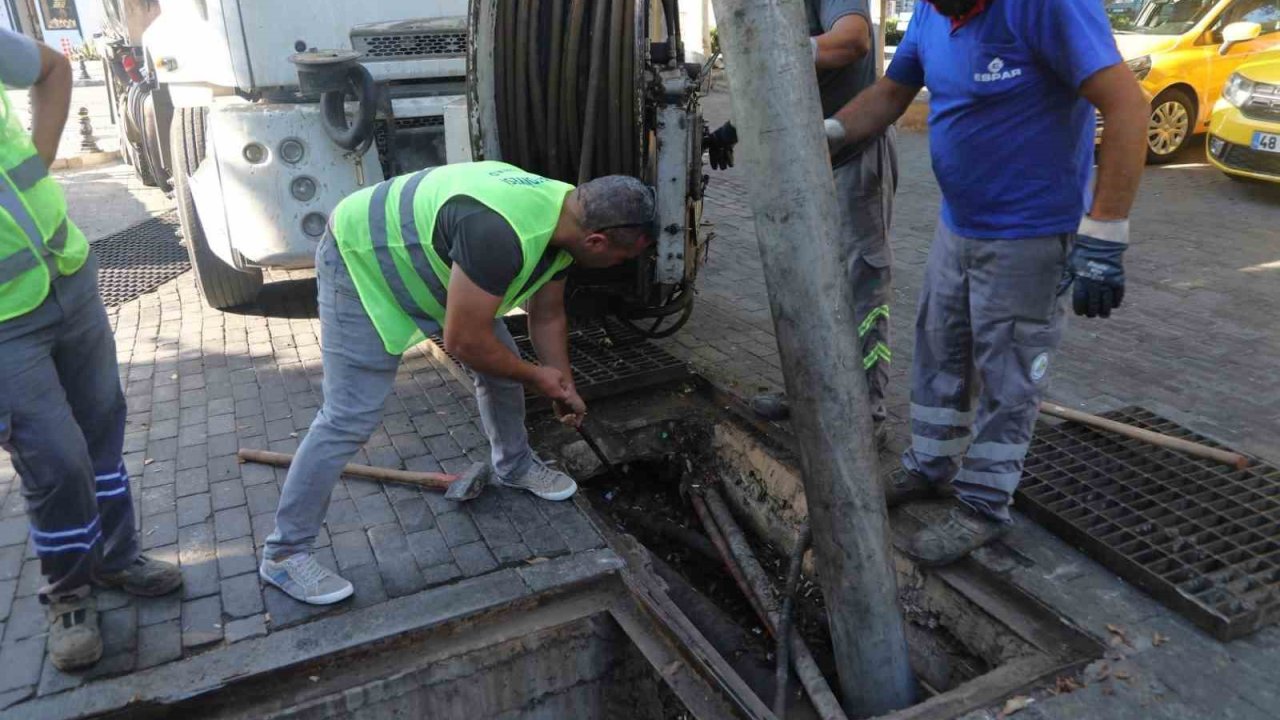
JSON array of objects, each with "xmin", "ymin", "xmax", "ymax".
[{"xmin": 469, "ymin": 0, "xmax": 711, "ymax": 338}]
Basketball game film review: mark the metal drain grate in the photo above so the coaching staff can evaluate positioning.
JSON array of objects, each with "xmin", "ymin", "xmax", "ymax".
[
  {"xmin": 427, "ymin": 320, "xmax": 690, "ymax": 403},
  {"xmin": 1019, "ymin": 407, "xmax": 1279, "ymax": 640},
  {"xmin": 94, "ymin": 212, "xmax": 189, "ymax": 307}
]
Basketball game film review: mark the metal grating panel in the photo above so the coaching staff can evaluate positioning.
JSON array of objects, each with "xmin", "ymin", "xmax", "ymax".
[
  {"xmin": 373, "ymin": 116, "xmax": 445, "ymax": 159},
  {"xmin": 353, "ymin": 31, "xmax": 467, "ymax": 60},
  {"xmin": 1019, "ymin": 407, "xmax": 1280, "ymax": 640},
  {"xmin": 94, "ymin": 212, "xmax": 190, "ymax": 307},
  {"xmin": 427, "ymin": 320, "xmax": 690, "ymax": 404}
]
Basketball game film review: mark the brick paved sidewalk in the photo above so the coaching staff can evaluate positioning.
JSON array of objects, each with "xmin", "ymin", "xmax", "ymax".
[{"xmin": 0, "ymin": 273, "xmax": 607, "ymax": 711}]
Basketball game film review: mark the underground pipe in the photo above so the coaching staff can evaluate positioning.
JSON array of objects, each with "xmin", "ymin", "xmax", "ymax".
[{"xmin": 695, "ymin": 491, "xmax": 849, "ymax": 720}]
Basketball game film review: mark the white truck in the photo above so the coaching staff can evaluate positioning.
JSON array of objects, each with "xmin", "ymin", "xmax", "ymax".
[{"xmin": 103, "ymin": 0, "xmax": 713, "ymax": 338}]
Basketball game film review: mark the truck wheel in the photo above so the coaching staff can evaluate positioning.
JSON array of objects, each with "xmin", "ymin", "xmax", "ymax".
[{"xmin": 171, "ymin": 107, "xmax": 263, "ymax": 310}]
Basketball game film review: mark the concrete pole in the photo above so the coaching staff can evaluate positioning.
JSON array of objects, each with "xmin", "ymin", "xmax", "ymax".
[{"xmin": 706, "ymin": 0, "xmax": 917, "ymax": 715}]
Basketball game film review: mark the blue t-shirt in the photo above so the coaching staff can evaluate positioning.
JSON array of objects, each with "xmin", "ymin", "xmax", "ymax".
[{"xmin": 886, "ymin": 0, "xmax": 1122, "ymax": 239}]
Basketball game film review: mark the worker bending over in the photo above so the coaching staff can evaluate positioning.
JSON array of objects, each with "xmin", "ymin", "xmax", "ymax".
[
  {"xmin": 746, "ymin": 0, "xmax": 898, "ymax": 449},
  {"xmin": 826, "ymin": 0, "xmax": 1147, "ymax": 564},
  {"xmin": 262, "ymin": 161, "xmax": 654, "ymax": 605},
  {"xmin": 0, "ymin": 28, "xmax": 182, "ymax": 671}
]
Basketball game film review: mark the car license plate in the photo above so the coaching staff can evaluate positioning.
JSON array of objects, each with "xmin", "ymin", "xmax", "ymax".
[{"xmin": 1252, "ymin": 132, "xmax": 1280, "ymax": 153}]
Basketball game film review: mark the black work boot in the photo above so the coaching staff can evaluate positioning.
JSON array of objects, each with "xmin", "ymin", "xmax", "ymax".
[
  {"xmin": 883, "ymin": 467, "xmax": 954, "ymax": 507},
  {"xmin": 749, "ymin": 392, "xmax": 790, "ymax": 421},
  {"xmin": 96, "ymin": 556, "xmax": 183, "ymax": 597},
  {"xmin": 905, "ymin": 500, "xmax": 1011, "ymax": 567}
]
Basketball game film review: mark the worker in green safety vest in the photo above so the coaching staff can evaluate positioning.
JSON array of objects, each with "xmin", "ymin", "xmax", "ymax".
[
  {"xmin": 260, "ymin": 161, "xmax": 655, "ymax": 606},
  {"xmin": 0, "ymin": 29, "xmax": 182, "ymax": 672}
]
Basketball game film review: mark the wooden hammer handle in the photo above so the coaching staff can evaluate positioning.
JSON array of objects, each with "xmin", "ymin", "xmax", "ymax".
[
  {"xmin": 1039, "ymin": 402, "xmax": 1249, "ymax": 470},
  {"xmin": 236, "ymin": 449, "xmax": 459, "ymax": 490}
]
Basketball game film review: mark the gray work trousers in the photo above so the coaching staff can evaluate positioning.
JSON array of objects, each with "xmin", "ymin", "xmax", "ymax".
[
  {"xmin": 833, "ymin": 128, "xmax": 898, "ymax": 423},
  {"xmin": 0, "ymin": 253, "xmax": 139, "ymax": 601},
  {"xmin": 901, "ymin": 222, "xmax": 1069, "ymax": 521},
  {"xmin": 265, "ymin": 232, "xmax": 534, "ymax": 560}
]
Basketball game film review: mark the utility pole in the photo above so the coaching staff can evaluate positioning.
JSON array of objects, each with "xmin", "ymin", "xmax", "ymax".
[{"xmin": 707, "ymin": 0, "xmax": 916, "ymax": 715}]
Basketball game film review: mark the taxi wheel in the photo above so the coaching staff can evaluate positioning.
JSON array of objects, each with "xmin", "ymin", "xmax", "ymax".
[{"xmin": 1147, "ymin": 89, "xmax": 1195, "ymax": 164}]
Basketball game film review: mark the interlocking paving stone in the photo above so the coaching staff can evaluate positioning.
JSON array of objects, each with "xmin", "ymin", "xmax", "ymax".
[
  {"xmin": 520, "ymin": 525, "xmax": 570, "ymax": 559},
  {"xmin": 322, "ymin": 499, "xmax": 362, "ymax": 535},
  {"xmin": 210, "ymin": 480, "xmax": 246, "ymax": 512},
  {"xmin": 223, "ymin": 614, "xmax": 267, "ymax": 644},
  {"xmin": 244, "ymin": 484, "xmax": 280, "ymax": 517},
  {"xmin": 330, "ymin": 530, "xmax": 375, "ymax": 571},
  {"xmin": 367, "ymin": 524, "xmax": 425, "ymax": 598},
  {"xmin": 176, "ymin": 493, "xmax": 212, "ymax": 528},
  {"xmin": 435, "ymin": 511, "xmax": 481, "ymax": 547},
  {"xmin": 136, "ymin": 619, "xmax": 183, "ymax": 669},
  {"xmin": 0, "ymin": 636, "xmax": 45, "ymax": 692},
  {"xmin": 354, "ymin": 492, "xmax": 396, "ymax": 528},
  {"xmin": 220, "ymin": 573, "xmax": 265, "ymax": 618},
  {"xmin": 178, "ymin": 522, "xmax": 219, "ymax": 600},
  {"xmin": 451, "ymin": 542, "xmax": 498, "ymax": 577},
  {"xmin": 216, "ymin": 536, "xmax": 258, "ymax": 578},
  {"xmin": 213, "ymin": 507, "xmax": 251, "ymax": 542},
  {"xmin": 180, "ymin": 595, "xmax": 222, "ymax": 649},
  {"xmin": 136, "ymin": 592, "xmax": 182, "ymax": 627},
  {"xmin": 6, "ymin": 595, "xmax": 43, "ymax": 641}
]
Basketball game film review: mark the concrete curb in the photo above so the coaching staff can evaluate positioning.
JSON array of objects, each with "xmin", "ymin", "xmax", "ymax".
[{"xmin": 51, "ymin": 151, "xmax": 121, "ymax": 172}]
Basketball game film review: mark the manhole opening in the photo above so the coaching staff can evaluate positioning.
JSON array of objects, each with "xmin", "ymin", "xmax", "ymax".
[
  {"xmin": 92, "ymin": 211, "xmax": 189, "ymax": 307},
  {"xmin": 1020, "ymin": 406, "xmax": 1280, "ymax": 640},
  {"xmin": 531, "ymin": 387, "xmax": 1100, "ymax": 717}
]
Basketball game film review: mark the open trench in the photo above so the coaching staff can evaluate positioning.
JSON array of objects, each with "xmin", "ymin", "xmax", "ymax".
[{"xmin": 525, "ymin": 383, "xmax": 1102, "ymax": 719}]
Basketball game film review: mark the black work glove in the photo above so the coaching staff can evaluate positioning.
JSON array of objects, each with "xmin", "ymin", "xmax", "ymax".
[
  {"xmin": 1060, "ymin": 217, "xmax": 1128, "ymax": 319},
  {"xmin": 704, "ymin": 121, "xmax": 738, "ymax": 170}
]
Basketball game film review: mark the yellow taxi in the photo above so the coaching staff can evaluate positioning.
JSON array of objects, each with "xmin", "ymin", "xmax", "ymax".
[
  {"xmin": 1111, "ymin": 0, "xmax": 1280, "ymax": 163},
  {"xmin": 1208, "ymin": 54, "xmax": 1280, "ymax": 180}
]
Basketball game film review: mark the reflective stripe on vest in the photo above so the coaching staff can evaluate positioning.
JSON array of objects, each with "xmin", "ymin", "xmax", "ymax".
[
  {"xmin": 0, "ymin": 86, "xmax": 89, "ymax": 323},
  {"xmin": 334, "ymin": 162, "xmax": 575, "ymax": 355}
]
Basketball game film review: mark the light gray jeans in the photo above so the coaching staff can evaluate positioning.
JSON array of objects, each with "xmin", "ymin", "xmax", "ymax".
[
  {"xmin": 901, "ymin": 222, "xmax": 1069, "ymax": 521},
  {"xmin": 264, "ymin": 232, "xmax": 534, "ymax": 560}
]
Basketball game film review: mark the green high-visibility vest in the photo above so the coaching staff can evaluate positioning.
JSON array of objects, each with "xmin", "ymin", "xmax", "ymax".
[
  {"xmin": 0, "ymin": 86, "xmax": 89, "ymax": 323},
  {"xmin": 333, "ymin": 161, "xmax": 575, "ymax": 355}
]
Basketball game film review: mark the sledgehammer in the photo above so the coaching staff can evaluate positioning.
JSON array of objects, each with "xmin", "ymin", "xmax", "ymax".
[{"xmin": 236, "ymin": 449, "xmax": 490, "ymax": 501}]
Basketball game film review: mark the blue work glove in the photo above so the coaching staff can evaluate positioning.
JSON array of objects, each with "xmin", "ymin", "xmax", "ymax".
[{"xmin": 1066, "ymin": 217, "xmax": 1128, "ymax": 319}]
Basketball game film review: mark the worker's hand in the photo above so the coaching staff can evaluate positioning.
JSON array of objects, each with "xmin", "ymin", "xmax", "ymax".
[
  {"xmin": 553, "ymin": 391, "xmax": 587, "ymax": 428},
  {"xmin": 530, "ymin": 366, "xmax": 573, "ymax": 403},
  {"xmin": 1066, "ymin": 217, "xmax": 1128, "ymax": 319},
  {"xmin": 703, "ymin": 121, "xmax": 737, "ymax": 170}
]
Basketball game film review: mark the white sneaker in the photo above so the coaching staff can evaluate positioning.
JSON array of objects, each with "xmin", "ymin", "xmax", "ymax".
[
  {"xmin": 500, "ymin": 457, "xmax": 578, "ymax": 501},
  {"xmin": 260, "ymin": 553, "xmax": 354, "ymax": 605}
]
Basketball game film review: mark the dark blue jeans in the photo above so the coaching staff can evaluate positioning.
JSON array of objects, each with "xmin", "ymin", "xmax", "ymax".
[{"xmin": 0, "ymin": 253, "xmax": 138, "ymax": 600}]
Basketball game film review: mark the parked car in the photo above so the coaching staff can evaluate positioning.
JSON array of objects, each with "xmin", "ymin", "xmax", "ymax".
[
  {"xmin": 1110, "ymin": 0, "xmax": 1280, "ymax": 163},
  {"xmin": 1208, "ymin": 54, "xmax": 1280, "ymax": 181}
]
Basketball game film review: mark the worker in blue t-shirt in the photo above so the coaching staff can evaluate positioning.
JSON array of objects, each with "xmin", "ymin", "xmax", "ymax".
[{"xmin": 824, "ymin": 0, "xmax": 1148, "ymax": 565}]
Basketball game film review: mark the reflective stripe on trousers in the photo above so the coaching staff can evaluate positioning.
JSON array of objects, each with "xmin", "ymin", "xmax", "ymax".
[{"xmin": 901, "ymin": 221, "xmax": 1068, "ymax": 521}]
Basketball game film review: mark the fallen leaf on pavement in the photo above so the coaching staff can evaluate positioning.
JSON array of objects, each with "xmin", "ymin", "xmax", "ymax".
[
  {"xmin": 1153, "ymin": 631, "xmax": 1169, "ymax": 647},
  {"xmin": 144, "ymin": 458, "xmax": 155, "ymax": 465},
  {"xmin": 1114, "ymin": 669, "xmax": 1132, "ymax": 681},
  {"xmin": 1053, "ymin": 676, "xmax": 1083, "ymax": 695},
  {"xmin": 999, "ymin": 696, "xmax": 1034, "ymax": 717}
]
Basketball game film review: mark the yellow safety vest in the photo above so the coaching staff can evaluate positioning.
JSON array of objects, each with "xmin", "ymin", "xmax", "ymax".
[
  {"xmin": 332, "ymin": 161, "xmax": 575, "ymax": 355},
  {"xmin": 0, "ymin": 85, "xmax": 88, "ymax": 323}
]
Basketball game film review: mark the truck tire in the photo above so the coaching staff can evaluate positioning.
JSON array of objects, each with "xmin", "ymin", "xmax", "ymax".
[{"xmin": 171, "ymin": 107, "xmax": 263, "ymax": 310}]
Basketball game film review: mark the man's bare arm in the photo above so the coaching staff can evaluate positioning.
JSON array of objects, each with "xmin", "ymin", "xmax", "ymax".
[
  {"xmin": 828, "ymin": 76, "xmax": 920, "ymax": 150},
  {"xmin": 526, "ymin": 280, "xmax": 573, "ymax": 383},
  {"xmin": 30, "ymin": 43, "xmax": 72, "ymax": 167},
  {"xmin": 813, "ymin": 14, "xmax": 871, "ymax": 70},
  {"xmin": 1079, "ymin": 63, "xmax": 1147, "ymax": 221},
  {"xmin": 443, "ymin": 266, "xmax": 570, "ymax": 402}
]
